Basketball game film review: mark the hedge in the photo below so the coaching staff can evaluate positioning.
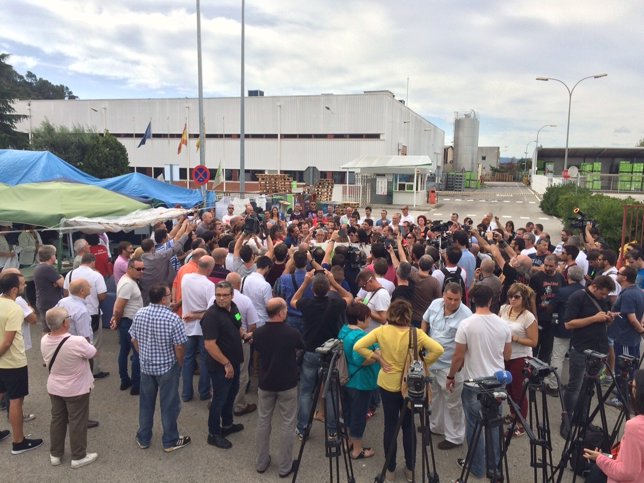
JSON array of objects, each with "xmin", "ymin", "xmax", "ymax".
[{"xmin": 539, "ymin": 184, "xmax": 642, "ymax": 249}]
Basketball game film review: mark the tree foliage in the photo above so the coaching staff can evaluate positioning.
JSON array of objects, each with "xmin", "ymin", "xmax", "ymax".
[
  {"xmin": 540, "ymin": 184, "xmax": 641, "ymax": 249},
  {"xmin": 0, "ymin": 53, "xmax": 28, "ymax": 149},
  {"xmin": 31, "ymin": 120, "xmax": 129, "ymax": 179}
]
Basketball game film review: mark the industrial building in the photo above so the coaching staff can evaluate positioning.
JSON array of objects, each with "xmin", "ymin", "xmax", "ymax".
[{"xmin": 14, "ymin": 91, "xmax": 445, "ymax": 197}]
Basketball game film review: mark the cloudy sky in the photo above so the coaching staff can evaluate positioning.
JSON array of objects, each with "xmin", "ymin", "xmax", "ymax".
[{"xmin": 1, "ymin": 0, "xmax": 641, "ymax": 158}]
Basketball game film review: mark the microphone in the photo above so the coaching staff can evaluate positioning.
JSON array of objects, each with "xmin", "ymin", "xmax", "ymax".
[{"xmin": 494, "ymin": 370, "xmax": 513, "ymax": 385}]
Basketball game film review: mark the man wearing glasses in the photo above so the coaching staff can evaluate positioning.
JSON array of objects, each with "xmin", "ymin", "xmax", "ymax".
[
  {"xmin": 130, "ymin": 284, "xmax": 190, "ymax": 452},
  {"xmin": 110, "ymin": 258, "xmax": 145, "ymax": 395},
  {"xmin": 201, "ymin": 281, "xmax": 245, "ymax": 449}
]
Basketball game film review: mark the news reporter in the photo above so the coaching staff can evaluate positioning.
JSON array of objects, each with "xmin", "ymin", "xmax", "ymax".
[
  {"xmin": 354, "ymin": 299, "xmax": 444, "ymax": 482},
  {"xmin": 584, "ymin": 369, "xmax": 644, "ymax": 482}
]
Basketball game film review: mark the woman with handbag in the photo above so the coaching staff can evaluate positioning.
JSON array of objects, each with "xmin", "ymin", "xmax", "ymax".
[
  {"xmin": 338, "ymin": 302, "xmax": 379, "ymax": 460},
  {"xmin": 41, "ymin": 307, "xmax": 98, "ymax": 469},
  {"xmin": 354, "ymin": 299, "xmax": 444, "ymax": 483},
  {"xmin": 499, "ymin": 282, "xmax": 538, "ymax": 437},
  {"xmin": 584, "ymin": 369, "xmax": 644, "ymax": 483}
]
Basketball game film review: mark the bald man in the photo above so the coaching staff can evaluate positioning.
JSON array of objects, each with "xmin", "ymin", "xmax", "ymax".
[
  {"xmin": 209, "ymin": 248, "xmax": 231, "ymax": 284},
  {"xmin": 180, "ymin": 255, "xmax": 216, "ymax": 402},
  {"xmin": 57, "ymin": 279, "xmax": 92, "ymax": 342},
  {"xmin": 253, "ymin": 297, "xmax": 304, "ymax": 477},
  {"xmin": 223, "ymin": 272, "xmax": 259, "ymax": 417}
]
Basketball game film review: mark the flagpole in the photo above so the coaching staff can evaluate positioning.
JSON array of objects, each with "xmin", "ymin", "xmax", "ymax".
[
  {"xmin": 185, "ymin": 107, "xmax": 190, "ymax": 188},
  {"xmin": 222, "ymin": 115, "xmax": 227, "ymax": 193},
  {"xmin": 239, "ymin": 0, "xmax": 246, "ymax": 196},
  {"xmin": 133, "ymin": 116, "xmax": 137, "ymax": 173},
  {"xmin": 196, "ymin": 0, "xmax": 206, "ymax": 168}
]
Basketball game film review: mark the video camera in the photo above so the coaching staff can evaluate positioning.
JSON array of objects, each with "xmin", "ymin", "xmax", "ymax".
[
  {"xmin": 523, "ymin": 357, "xmax": 553, "ymax": 381},
  {"xmin": 316, "ymin": 338, "xmax": 342, "ymax": 358},
  {"xmin": 345, "ymin": 245, "xmax": 365, "ymax": 270},
  {"xmin": 429, "ymin": 220, "xmax": 451, "ymax": 234},
  {"xmin": 616, "ymin": 354, "xmax": 638, "ymax": 374},
  {"xmin": 568, "ymin": 208, "xmax": 598, "ymax": 230},
  {"xmin": 584, "ymin": 349, "xmax": 608, "ymax": 377},
  {"xmin": 464, "ymin": 377, "xmax": 507, "ymax": 402},
  {"xmin": 405, "ymin": 360, "xmax": 431, "ymax": 402}
]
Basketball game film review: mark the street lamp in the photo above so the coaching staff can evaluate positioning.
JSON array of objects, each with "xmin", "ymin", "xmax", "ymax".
[
  {"xmin": 536, "ymin": 73, "xmax": 607, "ymax": 172},
  {"xmin": 532, "ymin": 124, "xmax": 556, "ymax": 176}
]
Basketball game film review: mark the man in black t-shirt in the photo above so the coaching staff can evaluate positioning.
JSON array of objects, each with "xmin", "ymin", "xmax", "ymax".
[
  {"xmin": 291, "ymin": 271, "xmax": 346, "ymax": 439},
  {"xmin": 560, "ymin": 275, "xmax": 616, "ymax": 437},
  {"xmin": 530, "ymin": 255, "xmax": 565, "ymax": 363},
  {"xmin": 201, "ymin": 281, "xmax": 246, "ymax": 449},
  {"xmin": 254, "ymin": 298, "xmax": 304, "ymax": 477}
]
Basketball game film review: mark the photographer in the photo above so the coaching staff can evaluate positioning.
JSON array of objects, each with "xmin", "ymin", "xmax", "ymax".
[
  {"xmin": 354, "ymin": 300, "xmax": 444, "ymax": 482},
  {"xmin": 291, "ymin": 271, "xmax": 347, "ymax": 440},
  {"xmin": 561, "ymin": 275, "xmax": 616, "ymax": 438},
  {"xmin": 583, "ymin": 370, "xmax": 644, "ymax": 483}
]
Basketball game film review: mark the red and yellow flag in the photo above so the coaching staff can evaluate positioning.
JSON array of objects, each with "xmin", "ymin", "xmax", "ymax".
[{"xmin": 177, "ymin": 124, "xmax": 188, "ymax": 155}]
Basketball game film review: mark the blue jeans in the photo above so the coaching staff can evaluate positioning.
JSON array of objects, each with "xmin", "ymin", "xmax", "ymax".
[
  {"xmin": 296, "ymin": 351, "xmax": 337, "ymax": 434},
  {"xmin": 118, "ymin": 318, "xmax": 140, "ymax": 389},
  {"xmin": 137, "ymin": 363, "xmax": 181, "ymax": 448},
  {"xmin": 462, "ymin": 386, "xmax": 500, "ymax": 479},
  {"xmin": 380, "ymin": 388, "xmax": 414, "ymax": 472},
  {"xmin": 564, "ymin": 348, "xmax": 587, "ymax": 421},
  {"xmin": 182, "ymin": 336, "xmax": 211, "ymax": 401},
  {"xmin": 343, "ymin": 387, "xmax": 371, "ymax": 439},
  {"xmin": 286, "ymin": 315, "xmax": 304, "ymax": 335},
  {"xmin": 208, "ymin": 365, "xmax": 240, "ymax": 436}
]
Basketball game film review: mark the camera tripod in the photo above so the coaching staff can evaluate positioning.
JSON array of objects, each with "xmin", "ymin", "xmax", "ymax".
[
  {"xmin": 292, "ymin": 350, "xmax": 355, "ymax": 483},
  {"xmin": 553, "ymin": 356, "xmax": 611, "ymax": 483},
  {"xmin": 373, "ymin": 394, "xmax": 439, "ymax": 483},
  {"xmin": 501, "ymin": 363, "xmax": 563, "ymax": 483},
  {"xmin": 457, "ymin": 387, "xmax": 509, "ymax": 483}
]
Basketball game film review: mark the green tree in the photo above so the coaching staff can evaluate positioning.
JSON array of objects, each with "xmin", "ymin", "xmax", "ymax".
[
  {"xmin": 0, "ymin": 53, "xmax": 28, "ymax": 149},
  {"xmin": 31, "ymin": 120, "xmax": 129, "ymax": 178},
  {"xmin": 637, "ymin": 138, "xmax": 644, "ymax": 147}
]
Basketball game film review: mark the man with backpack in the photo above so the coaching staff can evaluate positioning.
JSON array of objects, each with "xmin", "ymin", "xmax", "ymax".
[{"xmin": 432, "ymin": 247, "xmax": 467, "ymax": 303}]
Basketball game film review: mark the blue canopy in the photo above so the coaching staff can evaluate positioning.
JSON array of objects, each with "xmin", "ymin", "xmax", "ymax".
[{"xmin": 0, "ymin": 150, "xmax": 215, "ymax": 208}]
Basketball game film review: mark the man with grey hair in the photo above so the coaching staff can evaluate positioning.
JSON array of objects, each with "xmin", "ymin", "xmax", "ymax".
[
  {"xmin": 33, "ymin": 245, "xmax": 64, "ymax": 332},
  {"xmin": 520, "ymin": 232, "xmax": 537, "ymax": 256},
  {"xmin": 57, "ymin": 279, "xmax": 92, "ymax": 342},
  {"xmin": 180, "ymin": 255, "xmax": 216, "ymax": 402},
  {"xmin": 63, "ymin": 253, "xmax": 109, "ymax": 379},
  {"xmin": 72, "ymin": 238, "xmax": 90, "ymax": 269}
]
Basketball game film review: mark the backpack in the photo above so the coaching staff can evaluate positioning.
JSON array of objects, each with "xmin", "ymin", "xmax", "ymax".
[{"xmin": 441, "ymin": 267, "xmax": 466, "ymax": 302}]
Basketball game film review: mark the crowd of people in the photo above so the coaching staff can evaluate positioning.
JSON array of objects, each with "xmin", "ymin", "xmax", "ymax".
[{"xmin": 1, "ymin": 199, "xmax": 644, "ymax": 481}]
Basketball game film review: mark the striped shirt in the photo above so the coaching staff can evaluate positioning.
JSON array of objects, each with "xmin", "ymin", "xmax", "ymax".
[{"xmin": 130, "ymin": 304, "xmax": 188, "ymax": 375}]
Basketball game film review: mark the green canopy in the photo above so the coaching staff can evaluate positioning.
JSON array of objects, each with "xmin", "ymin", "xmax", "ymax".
[{"xmin": 0, "ymin": 181, "xmax": 148, "ymax": 228}]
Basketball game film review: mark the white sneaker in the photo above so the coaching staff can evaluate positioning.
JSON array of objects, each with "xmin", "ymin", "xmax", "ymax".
[
  {"xmin": 50, "ymin": 455, "xmax": 61, "ymax": 466},
  {"xmin": 71, "ymin": 452, "xmax": 98, "ymax": 468}
]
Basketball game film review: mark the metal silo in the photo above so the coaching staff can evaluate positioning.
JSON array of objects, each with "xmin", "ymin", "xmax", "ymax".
[{"xmin": 453, "ymin": 110, "xmax": 479, "ymax": 173}]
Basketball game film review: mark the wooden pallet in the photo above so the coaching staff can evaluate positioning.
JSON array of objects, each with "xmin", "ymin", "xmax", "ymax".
[
  {"xmin": 313, "ymin": 179, "xmax": 334, "ymax": 202},
  {"xmin": 256, "ymin": 174, "xmax": 293, "ymax": 195}
]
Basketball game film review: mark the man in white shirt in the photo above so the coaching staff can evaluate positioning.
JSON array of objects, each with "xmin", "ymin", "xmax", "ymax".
[
  {"xmin": 400, "ymin": 206, "xmax": 415, "ymax": 224},
  {"xmin": 64, "ymin": 253, "xmax": 108, "ymax": 378},
  {"xmin": 355, "ymin": 270, "xmax": 391, "ymax": 331},
  {"xmin": 180, "ymin": 256, "xmax": 216, "ymax": 402},
  {"xmin": 241, "ymin": 256, "xmax": 273, "ymax": 329},
  {"xmin": 222, "ymin": 204, "xmax": 236, "ymax": 225},
  {"xmin": 216, "ymin": 272, "xmax": 260, "ymax": 417},
  {"xmin": 446, "ymin": 284, "xmax": 511, "ymax": 480},
  {"xmin": 57, "ymin": 279, "xmax": 93, "ymax": 341},
  {"xmin": 520, "ymin": 232, "xmax": 537, "ymax": 257}
]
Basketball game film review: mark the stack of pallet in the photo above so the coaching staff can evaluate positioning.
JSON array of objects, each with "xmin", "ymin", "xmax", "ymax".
[
  {"xmin": 313, "ymin": 179, "xmax": 334, "ymax": 201},
  {"xmin": 580, "ymin": 162, "xmax": 602, "ymax": 190},
  {"xmin": 257, "ymin": 174, "xmax": 293, "ymax": 194}
]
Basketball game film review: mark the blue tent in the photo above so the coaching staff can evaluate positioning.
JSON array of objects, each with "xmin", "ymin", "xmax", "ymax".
[{"xmin": 0, "ymin": 150, "xmax": 214, "ymax": 208}]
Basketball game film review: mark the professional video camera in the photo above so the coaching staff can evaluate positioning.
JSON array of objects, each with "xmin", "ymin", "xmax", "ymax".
[
  {"xmin": 617, "ymin": 354, "xmax": 637, "ymax": 373},
  {"xmin": 584, "ymin": 349, "xmax": 608, "ymax": 377},
  {"xmin": 523, "ymin": 357, "xmax": 553, "ymax": 382},
  {"xmin": 345, "ymin": 245, "xmax": 366, "ymax": 270},
  {"xmin": 568, "ymin": 208, "xmax": 598, "ymax": 230},
  {"xmin": 429, "ymin": 220, "xmax": 451, "ymax": 234},
  {"xmin": 316, "ymin": 338, "xmax": 342, "ymax": 358},
  {"xmin": 464, "ymin": 376, "xmax": 508, "ymax": 402},
  {"xmin": 406, "ymin": 360, "xmax": 430, "ymax": 402},
  {"xmin": 428, "ymin": 220, "xmax": 452, "ymax": 250}
]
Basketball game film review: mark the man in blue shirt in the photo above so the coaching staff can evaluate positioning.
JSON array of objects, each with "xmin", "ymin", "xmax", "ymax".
[
  {"xmin": 453, "ymin": 230, "xmax": 476, "ymax": 291},
  {"xmin": 421, "ymin": 282, "xmax": 472, "ymax": 450},
  {"xmin": 610, "ymin": 266, "xmax": 644, "ymax": 372},
  {"xmin": 274, "ymin": 250, "xmax": 309, "ymax": 334},
  {"xmin": 130, "ymin": 284, "xmax": 190, "ymax": 452}
]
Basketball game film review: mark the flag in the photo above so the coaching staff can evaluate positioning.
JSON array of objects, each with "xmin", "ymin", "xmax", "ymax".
[
  {"xmin": 214, "ymin": 161, "xmax": 224, "ymax": 185},
  {"xmin": 137, "ymin": 121, "xmax": 152, "ymax": 148},
  {"xmin": 177, "ymin": 123, "xmax": 188, "ymax": 155},
  {"xmin": 196, "ymin": 137, "xmax": 201, "ymax": 152}
]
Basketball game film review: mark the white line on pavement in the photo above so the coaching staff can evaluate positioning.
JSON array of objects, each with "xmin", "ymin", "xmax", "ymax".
[{"xmin": 520, "ymin": 216, "xmax": 530, "ymax": 219}]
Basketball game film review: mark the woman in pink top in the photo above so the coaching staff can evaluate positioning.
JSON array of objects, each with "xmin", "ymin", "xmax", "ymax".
[
  {"xmin": 41, "ymin": 307, "xmax": 98, "ymax": 469},
  {"xmin": 584, "ymin": 370, "xmax": 644, "ymax": 482}
]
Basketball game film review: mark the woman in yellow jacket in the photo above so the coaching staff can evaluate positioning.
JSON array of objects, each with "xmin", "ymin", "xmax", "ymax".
[{"xmin": 354, "ymin": 299, "xmax": 444, "ymax": 483}]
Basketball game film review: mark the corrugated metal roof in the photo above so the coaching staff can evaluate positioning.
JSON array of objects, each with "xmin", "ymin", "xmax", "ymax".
[{"xmin": 341, "ymin": 155, "xmax": 433, "ymax": 173}]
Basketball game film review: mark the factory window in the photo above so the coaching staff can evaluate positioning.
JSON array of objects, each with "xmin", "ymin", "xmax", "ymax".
[{"xmin": 481, "ymin": 155, "xmax": 487, "ymax": 161}]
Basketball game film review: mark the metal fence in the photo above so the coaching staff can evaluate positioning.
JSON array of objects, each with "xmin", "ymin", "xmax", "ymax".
[{"xmin": 549, "ymin": 173, "xmax": 644, "ymax": 193}]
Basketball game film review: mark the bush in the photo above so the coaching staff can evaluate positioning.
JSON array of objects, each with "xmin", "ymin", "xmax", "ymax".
[{"xmin": 540, "ymin": 184, "xmax": 641, "ymax": 249}]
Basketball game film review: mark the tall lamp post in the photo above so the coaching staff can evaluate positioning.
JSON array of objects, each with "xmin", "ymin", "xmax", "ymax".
[
  {"xmin": 524, "ymin": 140, "xmax": 536, "ymax": 173},
  {"xmin": 532, "ymin": 124, "xmax": 556, "ymax": 176},
  {"xmin": 536, "ymin": 73, "xmax": 607, "ymax": 172}
]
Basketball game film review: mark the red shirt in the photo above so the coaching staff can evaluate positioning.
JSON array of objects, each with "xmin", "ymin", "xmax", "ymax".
[{"xmin": 89, "ymin": 245, "xmax": 112, "ymax": 277}]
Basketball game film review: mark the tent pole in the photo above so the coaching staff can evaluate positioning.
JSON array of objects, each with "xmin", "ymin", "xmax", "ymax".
[{"xmin": 56, "ymin": 230, "xmax": 63, "ymax": 273}]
